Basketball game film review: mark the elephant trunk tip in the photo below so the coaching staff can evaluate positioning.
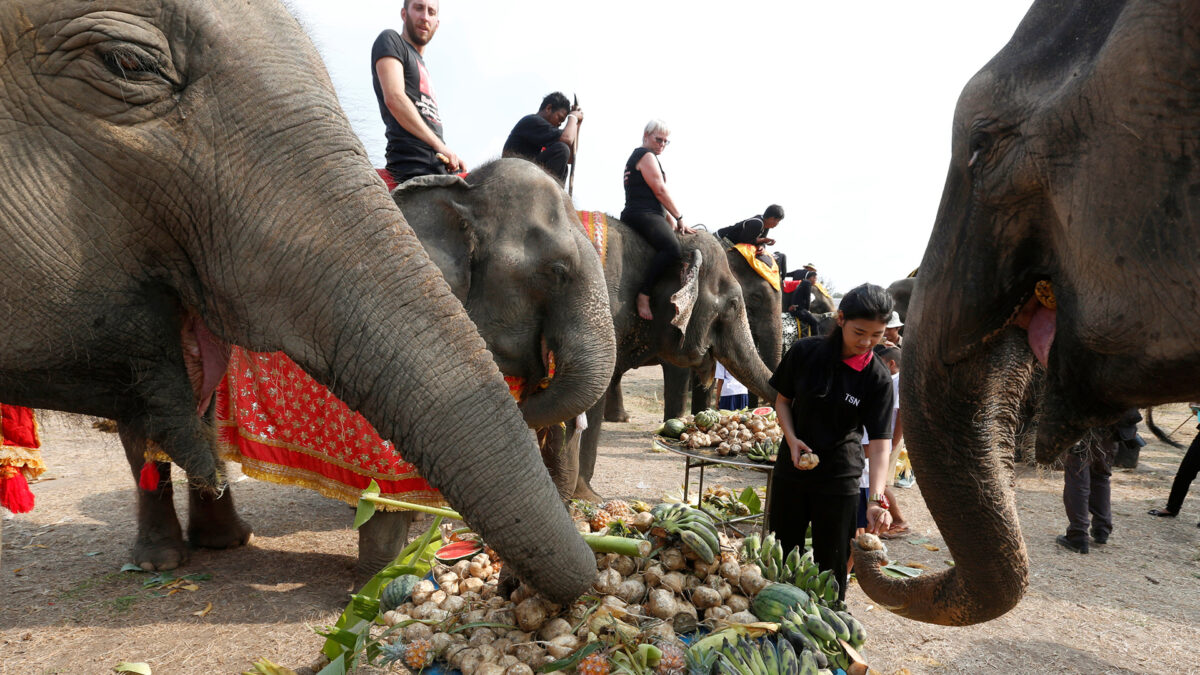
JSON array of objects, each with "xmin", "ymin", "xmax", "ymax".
[{"xmin": 852, "ymin": 538, "xmax": 1028, "ymax": 626}]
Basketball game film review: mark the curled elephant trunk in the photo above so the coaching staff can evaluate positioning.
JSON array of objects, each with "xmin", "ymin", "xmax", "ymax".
[
  {"xmin": 519, "ymin": 259, "xmax": 616, "ymax": 429},
  {"xmin": 853, "ymin": 328, "xmax": 1036, "ymax": 625},
  {"xmin": 716, "ymin": 301, "xmax": 777, "ymax": 403}
]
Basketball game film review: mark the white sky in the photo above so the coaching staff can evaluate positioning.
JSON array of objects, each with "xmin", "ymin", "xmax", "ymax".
[{"xmin": 289, "ymin": 1, "xmax": 1034, "ymax": 293}]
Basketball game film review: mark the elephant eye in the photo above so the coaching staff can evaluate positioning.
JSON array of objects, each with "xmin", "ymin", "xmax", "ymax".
[
  {"xmin": 967, "ymin": 131, "xmax": 992, "ymax": 169},
  {"xmin": 101, "ymin": 45, "xmax": 167, "ymax": 83}
]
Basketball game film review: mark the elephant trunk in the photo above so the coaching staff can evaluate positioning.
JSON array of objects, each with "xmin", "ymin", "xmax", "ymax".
[
  {"xmin": 207, "ymin": 168, "xmax": 595, "ymax": 604},
  {"xmin": 519, "ymin": 267, "xmax": 616, "ymax": 428},
  {"xmin": 853, "ymin": 326, "xmax": 1036, "ymax": 625},
  {"xmin": 717, "ymin": 302, "xmax": 777, "ymax": 402}
]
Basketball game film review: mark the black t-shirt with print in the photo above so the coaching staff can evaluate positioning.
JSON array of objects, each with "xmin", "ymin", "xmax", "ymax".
[
  {"xmin": 503, "ymin": 114, "xmax": 564, "ymax": 159},
  {"xmin": 371, "ymin": 29, "xmax": 445, "ymax": 180},
  {"xmin": 769, "ymin": 336, "xmax": 895, "ymax": 495}
]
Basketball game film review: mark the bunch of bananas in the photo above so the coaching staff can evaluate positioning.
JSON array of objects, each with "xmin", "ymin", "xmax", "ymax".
[
  {"xmin": 649, "ymin": 502, "xmax": 721, "ymax": 564},
  {"xmin": 744, "ymin": 438, "xmax": 780, "ymax": 463},
  {"xmin": 740, "ymin": 535, "xmax": 841, "ymax": 604},
  {"xmin": 711, "ymin": 634, "xmax": 807, "ymax": 675},
  {"xmin": 779, "ymin": 604, "xmax": 866, "ymax": 673}
]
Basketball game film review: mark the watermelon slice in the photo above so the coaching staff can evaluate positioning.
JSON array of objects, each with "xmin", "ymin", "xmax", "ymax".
[
  {"xmin": 434, "ymin": 539, "xmax": 484, "ymax": 564},
  {"xmin": 752, "ymin": 407, "xmax": 773, "ymax": 416}
]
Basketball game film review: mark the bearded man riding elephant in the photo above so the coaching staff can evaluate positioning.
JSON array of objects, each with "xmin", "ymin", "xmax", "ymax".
[
  {"xmin": 853, "ymin": 0, "xmax": 1200, "ymax": 625},
  {"xmin": 0, "ymin": 0, "xmax": 596, "ymax": 603}
]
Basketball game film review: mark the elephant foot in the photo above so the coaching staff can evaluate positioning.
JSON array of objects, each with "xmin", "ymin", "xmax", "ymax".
[
  {"xmin": 571, "ymin": 478, "xmax": 604, "ymax": 504},
  {"xmin": 187, "ymin": 483, "xmax": 253, "ymax": 550},
  {"xmin": 356, "ymin": 510, "xmax": 414, "ymax": 584},
  {"xmin": 133, "ymin": 522, "xmax": 189, "ymax": 571},
  {"xmin": 604, "ymin": 409, "xmax": 630, "ymax": 423}
]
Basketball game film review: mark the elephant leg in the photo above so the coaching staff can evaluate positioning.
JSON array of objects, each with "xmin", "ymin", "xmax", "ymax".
[
  {"xmin": 604, "ymin": 373, "xmax": 630, "ymax": 423},
  {"xmin": 186, "ymin": 482, "xmax": 253, "ymax": 551},
  {"xmin": 689, "ymin": 372, "xmax": 714, "ymax": 416},
  {"xmin": 357, "ymin": 510, "xmax": 415, "ymax": 580},
  {"xmin": 539, "ymin": 423, "xmax": 579, "ymax": 502},
  {"xmin": 662, "ymin": 363, "xmax": 690, "ymax": 420},
  {"xmin": 573, "ymin": 397, "xmax": 605, "ymax": 503},
  {"xmin": 119, "ymin": 422, "xmax": 188, "ymax": 571}
]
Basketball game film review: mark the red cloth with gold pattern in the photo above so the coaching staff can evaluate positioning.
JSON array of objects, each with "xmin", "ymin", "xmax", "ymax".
[{"xmin": 1, "ymin": 404, "xmax": 44, "ymax": 513}]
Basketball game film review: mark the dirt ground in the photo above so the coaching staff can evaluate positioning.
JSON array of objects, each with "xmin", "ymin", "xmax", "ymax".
[{"xmin": 2, "ymin": 366, "xmax": 1199, "ymax": 674}]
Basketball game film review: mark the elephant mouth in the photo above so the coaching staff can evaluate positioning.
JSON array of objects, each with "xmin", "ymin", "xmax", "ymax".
[{"xmin": 973, "ymin": 280, "xmax": 1057, "ymax": 368}]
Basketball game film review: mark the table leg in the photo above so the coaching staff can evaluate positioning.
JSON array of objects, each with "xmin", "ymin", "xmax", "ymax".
[{"xmin": 763, "ymin": 470, "xmax": 773, "ymax": 533}]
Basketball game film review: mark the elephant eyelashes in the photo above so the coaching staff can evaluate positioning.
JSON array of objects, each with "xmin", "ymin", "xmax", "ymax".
[
  {"xmin": 102, "ymin": 46, "xmax": 166, "ymax": 83},
  {"xmin": 967, "ymin": 132, "xmax": 992, "ymax": 169}
]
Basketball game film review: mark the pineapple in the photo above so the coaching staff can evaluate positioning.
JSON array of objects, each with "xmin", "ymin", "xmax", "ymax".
[
  {"xmin": 578, "ymin": 651, "xmax": 611, "ymax": 675},
  {"xmin": 602, "ymin": 499, "xmax": 635, "ymax": 521},
  {"xmin": 404, "ymin": 638, "xmax": 436, "ymax": 671},
  {"xmin": 656, "ymin": 642, "xmax": 687, "ymax": 675},
  {"xmin": 588, "ymin": 506, "xmax": 614, "ymax": 532}
]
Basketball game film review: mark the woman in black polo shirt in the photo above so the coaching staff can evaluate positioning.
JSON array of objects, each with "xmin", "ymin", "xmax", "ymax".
[{"xmin": 768, "ymin": 283, "xmax": 896, "ymax": 602}]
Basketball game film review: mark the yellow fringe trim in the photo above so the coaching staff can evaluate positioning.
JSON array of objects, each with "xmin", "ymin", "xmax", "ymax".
[
  {"xmin": 1035, "ymin": 280, "xmax": 1057, "ymax": 310},
  {"xmin": 0, "ymin": 446, "xmax": 46, "ymax": 481}
]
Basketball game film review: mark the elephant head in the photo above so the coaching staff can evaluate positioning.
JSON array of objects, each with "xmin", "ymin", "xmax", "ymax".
[
  {"xmin": 392, "ymin": 160, "xmax": 616, "ymax": 428},
  {"xmin": 725, "ymin": 249, "xmax": 784, "ymax": 373},
  {"xmin": 0, "ymin": 0, "xmax": 594, "ymax": 603},
  {"xmin": 854, "ymin": 0, "xmax": 1200, "ymax": 624}
]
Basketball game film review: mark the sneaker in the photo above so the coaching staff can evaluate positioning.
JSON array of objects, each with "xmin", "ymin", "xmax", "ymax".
[{"xmin": 1056, "ymin": 534, "xmax": 1088, "ymax": 554}]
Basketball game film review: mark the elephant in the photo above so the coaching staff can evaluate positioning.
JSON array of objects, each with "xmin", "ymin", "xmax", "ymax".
[
  {"xmin": 886, "ymin": 277, "xmax": 915, "ymax": 322},
  {"xmin": 604, "ymin": 241, "xmax": 784, "ymax": 422},
  {"xmin": 0, "ymin": 0, "xmax": 595, "ymax": 604},
  {"xmin": 576, "ymin": 218, "xmax": 778, "ymax": 500},
  {"xmin": 120, "ymin": 159, "xmax": 616, "ymax": 577},
  {"xmin": 854, "ymin": 0, "xmax": 1200, "ymax": 625}
]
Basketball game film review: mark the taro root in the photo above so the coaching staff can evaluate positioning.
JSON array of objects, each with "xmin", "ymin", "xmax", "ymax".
[
  {"xmin": 617, "ymin": 578, "xmax": 646, "ymax": 604},
  {"xmin": 661, "ymin": 547, "xmax": 688, "ymax": 571},
  {"xmin": 451, "ymin": 647, "xmax": 480, "ymax": 673},
  {"xmin": 431, "ymin": 632, "xmax": 453, "ymax": 655},
  {"xmin": 691, "ymin": 585, "xmax": 722, "ymax": 610},
  {"xmin": 692, "ymin": 559, "xmax": 718, "ymax": 579},
  {"xmin": 452, "ymin": 560, "xmax": 472, "ymax": 579},
  {"xmin": 506, "ymin": 664, "xmax": 535, "ymax": 675},
  {"xmin": 728, "ymin": 610, "xmax": 758, "ymax": 624},
  {"xmin": 643, "ymin": 563, "xmax": 666, "ymax": 587},
  {"xmin": 633, "ymin": 511, "xmax": 655, "ymax": 532},
  {"xmin": 477, "ymin": 662, "xmax": 507, "ymax": 675},
  {"xmin": 538, "ymin": 618, "xmax": 573, "ymax": 642},
  {"xmin": 611, "ymin": 555, "xmax": 637, "ymax": 577},
  {"xmin": 462, "ymin": 577, "xmax": 485, "ymax": 595},
  {"xmin": 682, "ymin": 575, "xmax": 700, "ymax": 592},
  {"xmin": 704, "ymin": 605, "xmax": 732, "ymax": 621},
  {"xmin": 425, "ymin": 607, "xmax": 451, "ymax": 624},
  {"xmin": 430, "ymin": 589, "xmax": 449, "ymax": 606},
  {"xmin": 469, "ymin": 559, "xmax": 493, "ymax": 579},
  {"xmin": 445, "ymin": 642, "xmax": 472, "ymax": 666},
  {"xmin": 485, "ymin": 607, "xmax": 516, "ymax": 625},
  {"xmin": 717, "ymin": 581, "xmax": 733, "ymax": 601},
  {"xmin": 405, "ymin": 622, "xmax": 435, "ymax": 641},
  {"xmin": 593, "ymin": 568, "xmax": 622, "ymax": 595},
  {"xmin": 492, "ymin": 637, "xmax": 514, "ymax": 656},
  {"xmin": 510, "ymin": 583, "xmax": 536, "ymax": 605},
  {"xmin": 486, "ymin": 595, "xmax": 508, "ymax": 609},
  {"xmin": 464, "ymin": 609, "xmax": 488, "ymax": 624},
  {"xmin": 739, "ymin": 564, "xmax": 768, "ymax": 595},
  {"xmin": 642, "ymin": 621, "xmax": 675, "ymax": 643},
  {"xmin": 660, "ymin": 571, "xmax": 686, "ymax": 594},
  {"xmin": 477, "ymin": 644, "xmax": 501, "ymax": 664},
  {"xmin": 499, "ymin": 656, "xmax": 520, "ymax": 669},
  {"xmin": 703, "ymin": 573, "xmax": 722, "ymax": 588},
  {"xmin": 382, "ymin": 611, "xmax": 410, "ymax": 627},
  {"xmin": 468, "ymin": 627, "xmax": 496, "ymax": 645},
  {"xmin": 545, "ymin": 635, "xmax": 579, "ymax": 659},
  {"xmin": 647, "ymin": 588, "xmax": 677, "ymax": 619},
  {"xmin": 599, "ymin": 594, "xmax": 629, "ymax": 618},
  {"xmin": 411, "ymin": 579, "xmax": 437, "ymax": 605},
  {"xmin": 672, "ymin": 609, "xmax": 699, "ymax": 634},
  {"xmin": 513, "ymin": 642, "xmax": 545, "ymax": 666},
  {"xmin": 719, "ymin": 561, "xmax": 742, "ymax": 585},
  {"xmin": 412, "ymin": 600, "xmax": 439, "ymax": 620},
  {"xmin": 514, "ymin": 597, "xmax": 549, "ymax": 632}
]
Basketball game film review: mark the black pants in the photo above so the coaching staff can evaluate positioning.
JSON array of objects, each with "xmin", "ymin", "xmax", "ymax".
[
  {"xmin": 533, "ymin": 141, "xmax": 571, "ymax": 183},
  {"xmin": 792, "ymin": 309, "xmax": 821, "ymax": 332},
  {"xmin": 387, "ymin": 158, "xmax": 448, "ymax": 184},
  {"xmin": 621, "ymin": 210, "xmax": 682, "ymax": 296},
  {"xmin": 1063, "ymin": 436, "xmax": 1114, "ymax": 542},
  {"xmin": 768, "ymin": 478, "xmax": 858, "ymax": 602},
  {"xmin": 1166, "ymin": 428, "xmax": 1200, "ymax": 514}
]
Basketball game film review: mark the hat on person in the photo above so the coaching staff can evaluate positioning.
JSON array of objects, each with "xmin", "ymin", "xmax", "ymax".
[{"xmin": 886, "ymin": 311, "xmax": 904, "ymax": 329}]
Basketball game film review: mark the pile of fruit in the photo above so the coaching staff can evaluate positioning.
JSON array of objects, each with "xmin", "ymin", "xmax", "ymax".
[
  {"xmin": 369, "ymin": 499, "xmax": 870, "ymax": 675},
  {"xmin": 657, "ymin": 408, "xmax": 782, "ymax": 462}
]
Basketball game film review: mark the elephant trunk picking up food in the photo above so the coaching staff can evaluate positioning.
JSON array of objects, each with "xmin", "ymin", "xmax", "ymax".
[{"xmin": 853, "ymin": 0, "xmax": 1200, "ymax": 625}]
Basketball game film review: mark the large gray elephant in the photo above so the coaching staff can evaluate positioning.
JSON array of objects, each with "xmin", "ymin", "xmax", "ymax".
[
  {"xmin": 0, "ymin": 0, "xmax": 594, "ymax": 603},
  {"xmin": 854, "ymin": 0, "xmax": 1200, "ymax": 625},
  {"xmin": 122, "ymin": 159, "xmax": 615, "ymax": 576},
  {"xmin": 576, "ymin": 219, "xmax": 778, "ymax": 500}
]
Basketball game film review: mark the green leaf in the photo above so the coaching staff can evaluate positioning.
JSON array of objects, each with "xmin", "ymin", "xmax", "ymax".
[
  {"xmin": 538, "ymin": 641, "xmax": 604, "ymax": 673},
  {"xmin": 316, "ymin": 655, "xmax": 348, "ymax": 675},
  {"xmin": 881, "ymin": 563, "xmax": 924, "ymax": 578},
  {"xmin": 113, "ymin": 663, "xmax": 152, "ymax": 675},
  {"xmin": 119, "ymin": 563, "xmax": 148, "ymax": 573},
  {"xmin": 352, "ymin": 480, "xmax": 381, "ymax": 530},
  {"xmin": 738, "ymin": 487, "xmax": 762, "ymax": 515}
]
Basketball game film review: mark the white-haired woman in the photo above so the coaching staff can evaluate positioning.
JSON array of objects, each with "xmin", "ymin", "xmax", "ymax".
[{"xmin": 621, "ymin": 119, "xmax": 694, "ymax": 321}]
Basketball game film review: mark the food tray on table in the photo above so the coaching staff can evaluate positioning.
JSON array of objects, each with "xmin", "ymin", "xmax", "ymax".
[{"xmin": 651, "ymin": 437, "xmax": 775, "ymax": 533}]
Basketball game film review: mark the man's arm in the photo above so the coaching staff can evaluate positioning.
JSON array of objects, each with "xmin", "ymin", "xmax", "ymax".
[
  {"xmin": 559, "ymin": 109, "xmax": 583, "ymax": 148},
  {"xmin": 375, "ymin": 57, "xmax": 465, "ymax": 172}
]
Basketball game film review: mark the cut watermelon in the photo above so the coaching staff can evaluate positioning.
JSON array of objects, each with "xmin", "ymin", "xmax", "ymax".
[
  {"xmin": 752, "ymin": 407, "xmax": 773, "ymax": 416},
  {"xmin": 434, "ymin": 539, "xmax": 484, "ymax": 564}
]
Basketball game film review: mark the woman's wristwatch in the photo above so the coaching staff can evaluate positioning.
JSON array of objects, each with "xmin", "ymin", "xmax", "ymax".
[
  {"xmin": 674, "ymin": 214, "xmax": 683, "ymax": 222},
  {"xmin": 868, "ymin": 492, "xmax": 890, "ymax": 510}
]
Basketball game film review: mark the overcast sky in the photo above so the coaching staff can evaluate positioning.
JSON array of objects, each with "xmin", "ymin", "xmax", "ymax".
[{"xmin": 289, "ymin": 1, "xmax": 1035, "ymax": 293}]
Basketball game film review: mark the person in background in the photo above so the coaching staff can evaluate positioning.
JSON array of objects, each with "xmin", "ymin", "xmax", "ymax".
[
  {"xmin": 1148, "ymin": 410, "xmax": 1200, "ymax": 527},
  {"xmin": 502, "ymin": 92, "xmax": 583, "ymax": 184},
  {"xmin": 1058, "ymin": 409, "xmax": 1143, "ymax": 553},
  {"xmin": 621, "ymin": 119, "xmax": 694, "ymax": 321},
  {"xmin": 883, "ymin": 311, "xmax": 903, "ymax": 348},
  {"xmin": 714, "ymin": 361, "xmax": 749, "ymax": 411},
  {"xmin": 787, "ymin": 270, "xmax": 822, "ymax": 335},
  {"xmin": 717, "ymin": 205, "xmax": 785, "ymax": 249},
  {"xmin": 873, "ymin": 345, "xmax": 910, "ymax": 538},
  {"xmin": 768, "ymin": 283, "xmax": 896, "ymax": 602},
  {"xmin": 371, "ymin": 0, "xmax": 465, "ymax": 184}
]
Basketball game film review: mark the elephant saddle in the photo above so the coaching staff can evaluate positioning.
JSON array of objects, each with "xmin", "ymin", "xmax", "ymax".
[
  {"xmin": 214, "ymin": 349, "xmax": 447, "ymax": 509},
  {"xmin": 0, "ymin": 403, "xmax": 43, "ymax": 513},
  {"xmin": 729, "ymin": 244, "xmax": 781, "ymax": 292}
]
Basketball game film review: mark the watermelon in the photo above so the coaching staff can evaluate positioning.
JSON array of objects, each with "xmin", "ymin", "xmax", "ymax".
[
  {"xmin": 380, "ymin": 574, "xmax": 421, "ymax": 612},
  {"xmin": 661, "ymin": 418, "xmax": 687, "ymax": 439},
  {"xmin": 751, "ymin": 582, "xmax": 810, "ymax": 622},
  {"xmin": 434, "ymin": 539, "xmax": 484, "ymax": 564},
  {"xmin": 752, "ymin": 407, "xmax": 773, "ymax": 416}
]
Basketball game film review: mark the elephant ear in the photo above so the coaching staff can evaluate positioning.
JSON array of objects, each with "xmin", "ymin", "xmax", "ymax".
[
  {"xmin": 392, "ymin": 177, "xmax": 476, "ymax": 302},
  {"xmin": 669, "ymin": 248, "xmax": 703, "ymax": 340}
]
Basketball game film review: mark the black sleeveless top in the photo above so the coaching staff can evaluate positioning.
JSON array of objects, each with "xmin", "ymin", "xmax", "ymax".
[{"xmin": 623, "ymin": 147, "xmax": 665, "ymax": 216}]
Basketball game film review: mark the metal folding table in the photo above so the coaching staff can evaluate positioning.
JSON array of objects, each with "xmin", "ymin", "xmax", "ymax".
[{"xmin": 654, "ymin": 439, "xmax": 775, "ymax": 534}]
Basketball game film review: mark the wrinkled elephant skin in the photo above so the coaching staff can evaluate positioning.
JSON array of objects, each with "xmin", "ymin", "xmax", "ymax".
[
  {"xmin": 854, "ymin": 0, "xmax": 1200, "ymax": 625},
  {"xmin": 0, "ymin": 0, "xmax": 594, "ymax": 603}
]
